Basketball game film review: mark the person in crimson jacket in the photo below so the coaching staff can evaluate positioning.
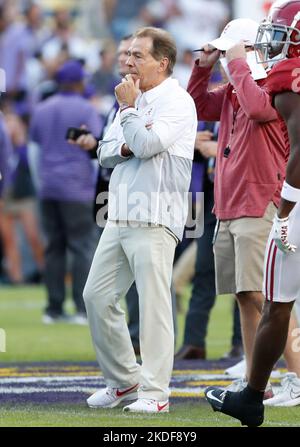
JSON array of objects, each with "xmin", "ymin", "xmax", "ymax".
[{"xmin": 187, "ymin": 18, "xmax": 300, "ymax": 386}]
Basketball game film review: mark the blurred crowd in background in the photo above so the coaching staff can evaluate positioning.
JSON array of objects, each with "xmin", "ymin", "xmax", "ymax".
[{"xmin": 0, "ymin": 0, "xmax": 231, "ymax": 285}]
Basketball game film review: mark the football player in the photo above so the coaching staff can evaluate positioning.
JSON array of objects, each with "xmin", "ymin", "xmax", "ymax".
[{"xmin": 205, "ymin": 0, "xmax": 300, "ymax": 426}]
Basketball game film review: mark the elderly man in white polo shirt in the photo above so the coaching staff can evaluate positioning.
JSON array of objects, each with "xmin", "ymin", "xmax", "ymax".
[{"xmin": 83, "ymin": 26, "xmax": 197, "ymax": 413}]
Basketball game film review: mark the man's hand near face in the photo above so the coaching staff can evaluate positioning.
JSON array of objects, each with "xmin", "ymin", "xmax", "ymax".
[{"xmin": 115, "ymin": 74, "xmax": 141, "ymax": 109}]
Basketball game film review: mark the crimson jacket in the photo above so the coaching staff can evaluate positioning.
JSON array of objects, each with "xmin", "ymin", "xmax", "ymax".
[{"xmin": 187, "ymin": 58, "xmax": 289, "ymax": 220}]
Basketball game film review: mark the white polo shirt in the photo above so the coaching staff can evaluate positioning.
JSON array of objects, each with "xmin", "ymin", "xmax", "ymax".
[{"xmin": 98, "ymin": 76, "xmax": 197, "ymax": 241}]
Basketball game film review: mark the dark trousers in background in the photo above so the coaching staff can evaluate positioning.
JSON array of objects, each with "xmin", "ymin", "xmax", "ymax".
[
  {"xmin": 41, "ymin": 199, "xmax": 98, "ymax": 316},
  {"xmin": 183, "ymin": 184, "xmax": 242, "ymax": 349},
  {"xmin": 125, "ymin": 283, "xmax": 140, "ymax": 348}
]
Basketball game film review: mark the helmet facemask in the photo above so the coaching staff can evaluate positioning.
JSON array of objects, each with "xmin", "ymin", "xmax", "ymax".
[{"xmin": 255, "ymin": 13, "xmax": 300, "ymax": 63}]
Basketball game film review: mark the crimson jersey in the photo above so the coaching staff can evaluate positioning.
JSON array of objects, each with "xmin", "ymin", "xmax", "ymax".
[
  {"xmin": 265, "ymin": 59, "xmax": 300, "ymax": 161},
  {"xmin": 267, "ymin": 58, "xmax": 300, "ymax": 98}
]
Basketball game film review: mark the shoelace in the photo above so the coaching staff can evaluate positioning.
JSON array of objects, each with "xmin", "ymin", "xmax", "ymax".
[
  {"xmin": 106, "ymin": 387, "xmax": 117, "ymax": 397},
  {"xmin": 281, "ymin": 374, "xmax": 296, "ymax": 391},
  {"xmin": 143, "ymin": 399, "xmax": 156, "ymax": 406},
  {"xmin": 230, "ymin": 377, "xmax": 246, "ymax": 389}
]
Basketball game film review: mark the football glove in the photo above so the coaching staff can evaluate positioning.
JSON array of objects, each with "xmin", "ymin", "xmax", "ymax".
[{"xmin": 273, "ymin": 214, "xmax": 297, "ymax": 254}]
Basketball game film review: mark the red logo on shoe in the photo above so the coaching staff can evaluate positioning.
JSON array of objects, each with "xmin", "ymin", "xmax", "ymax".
[
  {"xmin": 157, "ymin": 402, "xmax": 169, "ymax": 412},
  {"xmin": 116, "ymin": 384, "xmax": 138, "ymax": 397}
]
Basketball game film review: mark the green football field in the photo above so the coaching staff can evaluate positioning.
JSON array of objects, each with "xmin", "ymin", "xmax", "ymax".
[
  {"xmin": 0, "ymin": 285, "xmax": 299, "ymax": 427},
  {"xmin": 0, "ymin": 285, "xmax": 233, "ymax": 363}
]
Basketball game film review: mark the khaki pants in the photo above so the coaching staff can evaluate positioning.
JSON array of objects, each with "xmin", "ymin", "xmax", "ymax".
[
  {"xmin": 83, "ymin": 221, "xmax": 176, "ymax": 401},
  {"xmin": 214, "ymin": 202, "xmax": 276, "ymax": 295}
]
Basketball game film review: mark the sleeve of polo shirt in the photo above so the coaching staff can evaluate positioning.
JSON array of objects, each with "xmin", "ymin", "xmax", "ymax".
[
  {"xmin": 120, "ymin": 96, "xmax": 195, "ymax": 158},
  {"xmin": 98, "ymin": 112, "xmax": 130, "ymax": 168},
  {"xmin": 120, "ymin": 108, "xmax": 165, "ymax": 158}
]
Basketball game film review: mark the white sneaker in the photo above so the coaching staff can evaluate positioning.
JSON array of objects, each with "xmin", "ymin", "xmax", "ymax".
[
  {"xmin": 68, "ymin": 313, "xmax": 88, "ymax": 326},
  {"xmin": 225, "ymin": 377, "xmax": 247, "ymax": 392},
  {"xmin": 225, "ymin": 377, "xmax": 274, "ymax": 400},
  {"xmin": 87, "ymin": 384, "xmax": 139, "ymax": 408},
  {"xmin": 123, "ymin": 398, "xmax": 169, "ymax": 413},
  {"xmin": 42, "ymin": 313, "xmax": 71, "ymax": 324},
  {"xmin": 225, "ymin": 358, "xmax": 246, "ymax": 378},
  {"xmin": 264, "ymin": 373, "xmax": 300, "ymax": 407}
]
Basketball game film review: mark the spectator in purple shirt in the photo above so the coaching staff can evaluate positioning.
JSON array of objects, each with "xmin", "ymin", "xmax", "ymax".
[{"xmin": 29, "ymin": 59, "xmax": 101, "ymax": 324}]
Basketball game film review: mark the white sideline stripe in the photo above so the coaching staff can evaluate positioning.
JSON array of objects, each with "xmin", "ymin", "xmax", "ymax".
[
  {"xmin": 0, "ymin": 373, "xmax": 229, "ymax": 383},
  {"xmin": 225, "ymin": 370, "xmax": 285, "ymax": 379},
  {"xmin": 0, "ymin": 386, "xmax": 205, "ymax": 395},
  {"xmin": 177, "ymin": 374, "xmax": 233, "ymax": 380},
  {"xmin": 0, "ymin": 376, "xmax": 104, "ymax": 384},
  {"xmin": 0, "ymin": 379, "xmax": 224, "ymax": 397},
  {"xmin": 0, "ymin": 387, "xmax": 99, "ymax": 394},
  {"xmin": 0, "ymin": 384, "xmax": 282, "ymax": 395},
  {"xmin": 172, "ymin": 387, "xmax": 204, "ymax": 394}
]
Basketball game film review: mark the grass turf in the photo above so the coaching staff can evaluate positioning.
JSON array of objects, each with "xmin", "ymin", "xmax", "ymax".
[
  {"xmin": 1, "ymin": 285, "xmax": 299, "ymax": 427},
  {"xmin": 0, "ymin": 285, "xmax": 233, "ymax": 362},
  {"xmin": 1, "ymin": 402, "xmax": 299, "ymax": 428}
]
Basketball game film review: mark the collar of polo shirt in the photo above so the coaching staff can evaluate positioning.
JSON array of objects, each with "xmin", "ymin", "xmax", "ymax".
[{"xmin": 141, "ymin": 77, "xmax": 178, "ymax": 104}]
